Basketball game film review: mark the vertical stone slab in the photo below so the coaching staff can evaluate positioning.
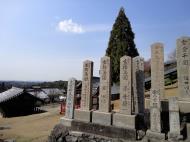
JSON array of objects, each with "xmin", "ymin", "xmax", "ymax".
[
  {"xmin": 65, "ymin": 78, "xmax": 76, "ymax": 119},
  {"xmin": 120, "ymin": 56, "xmax": 132, "ymax": 115},
  {"xmin": 177, "ymin": 36, "xmax": 190, "ymax": 100},
  {"xmin": 150, "ymin": 89, "xmax": 161, "ymax": 132},
  {"xmin": 151, "ymin": 43, "xmax": 165, "ymax": 99},
  {"xmin": 74, "ymin": 60, "xmax": 93, "ymax": 122},
  {"xmin": 169, "ymin": 97, "xmax": 180, "ymax": 136},
  {"xmin": 150, "ymin": 43, "xmax": 164, "ymax": 133},
  {"xmin": 113, "ymin": 56, "xmax": 136, "ymax": 129},
  {"xmin": 99, "ymin": 56, "xmax": 111, "ymax": 113},
  {"xmin": 80, "ymin": 60, "xmax": 93, "ymax": 110},
  {"xmin": 92, "ymin": 56, "xmax": 112, "ymax": 126},
  {"xmin": 132, "ymin": 56, "xmax": 145, "ymax": 114}
]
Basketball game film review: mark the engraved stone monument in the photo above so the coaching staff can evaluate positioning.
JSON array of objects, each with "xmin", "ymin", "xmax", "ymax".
[
  {"xmin": 113, "ymin": 56, "xmax": 136, "ymax": 129},
  {"xmin": 177, "ymin": 36, "xmax": 190, "ymax": 101},
  {"xmin": 92, "ymin": 56, "xmax": 112, "ymax": 126},
  {"xmin": 74, "ymin": 60, "xmax": 93, "ymax": 122},
  {"xmin": 60, "ymin": 78, "xmax": 76, "ymax": 126},
  {"xmin": 132, "ymin": 56, "xmax": 145, "ymax": 114},
  {"xmin": 146, "ymin": 43, "xmax": 165, "ymax": 141}
]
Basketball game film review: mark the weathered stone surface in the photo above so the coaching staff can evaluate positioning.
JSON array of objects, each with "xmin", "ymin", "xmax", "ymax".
[
  {"xmin": 60, "ymin": 117, "xmax": 73, "ymax": 127},
  {"xmin": 99, "ymin": 56, "xmax": 111, "ymax": 113},
  {"xmin": 177, "ymin": 36, "xmax": 190, "ymax": 100},
  {"xmin": 168, "ymin": 97, "xmax": 180, "ymax": 139},
  {"xmin": 145, "ymin": 130, "xmax": 165, "ymax": 142},
  {"xmin": 120, "ymin": 56, "xmax": 132, "ymax": 115},
  {"xmin": 150, "ymin": 107, "xmax": 161, "ymax": 132},
  {"xmin": 65, "ymin": 78, "xmax": 76, "ymax": 119},
  {"xmin": 80, "ymin": 60, "xmax": 93, "ymax": 110},
  {"xmin": 48, "ymin": 123, "xmax": 69, "ymax": 142},
  {"xmin": 132, "ymin": 56, "xmax": 144, "ymax": 114},
  {"xmin": 92, "ymin": 111, "xmax": 112, "ymax": 126},
  {"xmin": 151, "ymin": 43, "xmax": 165, "ymax": 99},
  {"xmin": 149, "ymin": 89, "xmax": 161, "ymax": 132},
  {"xmin": 149, "ymin": 43, "xmax": 164, "ymax": 133},
  {"xmin": 112, "ymin": 113, "xmax": 136, "ymax": 129},
  {"xmin": 74, "ymin": 109, "xmax": 92, "ymax": 123},
  {"xmin": 71, "ymin": 120, "xmax": 137, "ymax": 141}
]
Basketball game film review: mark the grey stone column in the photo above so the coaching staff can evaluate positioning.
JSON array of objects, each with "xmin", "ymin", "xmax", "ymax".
[
  {"xmin": 132, "ymin": 56, "xmax": 145, "ymax": 114},
  {"xmin": 177, "ymin": 36, "xmax": 190, "ymax": 101},
  {"xmin": 120, "ymin": 56, "xmax": 132, "ymax": 115},
  {"xmin": 61, "ymin": 78, "xmax": 76, "ymax": 126},
  {"xmin": 74, "ymin": 60, "xmax": 93, "ymax": 122},
  {"xmin": 150, "ymin": 43, "xmax": 164, "ymax": 132},
  {"xmin": 113, "ymin": 56, "xmax": 136, "ymax": 129},
  {"xmin": 92, "ymin": 56, "xmax": 112, "ymax": 126},
  {"xmin": 146, "ymin": 43, "xmax": 165, "ymax": 141}
]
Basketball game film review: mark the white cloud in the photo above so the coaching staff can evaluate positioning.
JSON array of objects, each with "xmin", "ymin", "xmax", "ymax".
[
  {"xmin": 58, "ymin": 19, "xmax": 84, "ymax": 34},
  {"xmin": 57, "ymin": 19, "xmax": 111, "ymax": 34}
]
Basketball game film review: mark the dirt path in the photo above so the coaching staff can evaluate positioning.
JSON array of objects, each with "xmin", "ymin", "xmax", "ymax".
[{"xmin": 0, "ymin": 104, "xmax": 64, "ymax": 142}]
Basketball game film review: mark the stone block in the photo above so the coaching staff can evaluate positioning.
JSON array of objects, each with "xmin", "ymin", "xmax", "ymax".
[
  {"xmin": 70, "ymin": 120, "xmax": 136, "ymax": 141},
  {"xmin": 145, "ymin": 130, "xmax": 165, "ymax": 142},
  {"xmin": 112, "ymin": 113, "xmax": 136, "ymax": 129},
  {"xmin": 92, "ymin": 111, "xmax": 112, "ymax": 126},
  {"xmin": 168, "ymin": 132, "xmax": 183, "ymax": 142},
  {"xmin": 60, "ymin": 117, "xmax": 73, "ymax": 127},
  {"xmin": 74, "ymin": 109, "xmax": 92, "ymax": 123}
]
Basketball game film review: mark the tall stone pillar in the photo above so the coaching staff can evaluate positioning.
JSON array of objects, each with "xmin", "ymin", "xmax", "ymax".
[
  {"xmin": 132, "ymin": 56, "xmax": 145, "ymax": 114},
  {"xmin": 92, "ymin": 56, "xmax": 112, "ymax": 126},
  {"xmin": 74, "ymin": 60, "xmax": 93, "ymax": 122},
  {"xmin": 176, "ymin": 36, "xmax": 190, "ymax": 101},
  {"xmin": 113, "ymin": 56, "xmax": 136, "ymax": 129},
  {"xmin": 146, "ymin": 43, "xmax": 165, "ymax": 141},
  {"xmin": 61, "ymin": 78, "xmax": 76, "ymax": 126}
]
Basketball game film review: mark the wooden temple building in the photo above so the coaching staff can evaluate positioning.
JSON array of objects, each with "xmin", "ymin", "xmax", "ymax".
[{"xmin": 0, "ymin": 87, "xmax": 44, "ymax": 117}]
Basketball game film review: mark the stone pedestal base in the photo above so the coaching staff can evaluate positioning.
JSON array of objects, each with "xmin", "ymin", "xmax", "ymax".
[
  {"xmin": 113, "ymin": 113, "xmax": 136, "ymax": 129},
  {"xmin": 74, "ymin": 109, "xmax": 92, "ymax": 123},
  {"xmin": 145, "ymin": 130, "xmax": 165, "ymax": 142},
  {"xmin": 71, "ymin": 120, "xmax": 136, "ymax": 141},
  {"xmin": 92, "ymin": 111, "xmax": 112, "ymax": 126},
  {"xmin": 60, "ymin": 117, "xmax": 73, "ymax": 127},
  {"xmin": 168, "ymin": 132, "xmax": 183, "ymax": 142}
]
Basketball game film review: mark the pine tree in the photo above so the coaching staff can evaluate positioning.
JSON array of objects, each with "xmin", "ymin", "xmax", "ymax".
[{"xmin": 106, "ymin": 7, "xmax": 139, "ymax": 83}]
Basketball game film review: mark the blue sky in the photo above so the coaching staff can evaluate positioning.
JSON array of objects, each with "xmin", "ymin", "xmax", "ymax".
[{"xmin": 0, "ymin": 0, "xmax": 189, "ymax": 81}]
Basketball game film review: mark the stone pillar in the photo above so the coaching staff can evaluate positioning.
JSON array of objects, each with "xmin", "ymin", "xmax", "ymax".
[
  {"xmin": 150, "ymin": 43, "xmax": 165, "ymax": 132},
  {"xmin": 120, "ymin": 56, "xmax": 132, "ymax": 115},
  {"xmin": 177, "ymin": 36, "xmax": 190, "ymax": 101},
  {"xmin": 92, "ymin": 56, "xmax": 112, "ymax": 126},
  {"xmin": 113, "ymin": 56, "xmax": 136, "ymax": 129},
  {"xmin": 132, "ymin": 56, "xmax": 145, "ymax": 114},
  {"xmin": 151, "ymin": 43, "xmax": 165, "ymax": 100},
  {"xmin": 168, "ymin": 97, "xmax": 182, "ymax": 141},
  {"xmin": 61, "ymin": 78, "xmax": 76, "ymax": 127},
  {"xmin": 146, "ymin": 43, "xmax": 165, "ymax": 141},
  {"xmin": 74, "ymin": 60, "xmax": 93, "ymax": 122}
]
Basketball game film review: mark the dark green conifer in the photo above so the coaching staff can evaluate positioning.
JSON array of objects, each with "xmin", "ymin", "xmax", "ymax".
[{"xmin": 106, "ymin": 7, "xmax": 139, "ymax": 83}]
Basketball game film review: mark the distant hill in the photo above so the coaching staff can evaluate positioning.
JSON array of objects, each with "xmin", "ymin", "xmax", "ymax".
[{"xmin": 0, "ymin": 80, "xmax": 68, "ymax": 93}]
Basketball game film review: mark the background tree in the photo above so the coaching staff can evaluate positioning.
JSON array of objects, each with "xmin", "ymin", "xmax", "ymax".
[{"xmin": 106, "ymin": 7, "xmax": 139, "ymax": 83}]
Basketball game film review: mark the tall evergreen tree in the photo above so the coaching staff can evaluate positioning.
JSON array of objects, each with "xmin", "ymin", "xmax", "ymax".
[{"xmin": 106, "ymin": 7, "xmax": 139, "ymax": 83}]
